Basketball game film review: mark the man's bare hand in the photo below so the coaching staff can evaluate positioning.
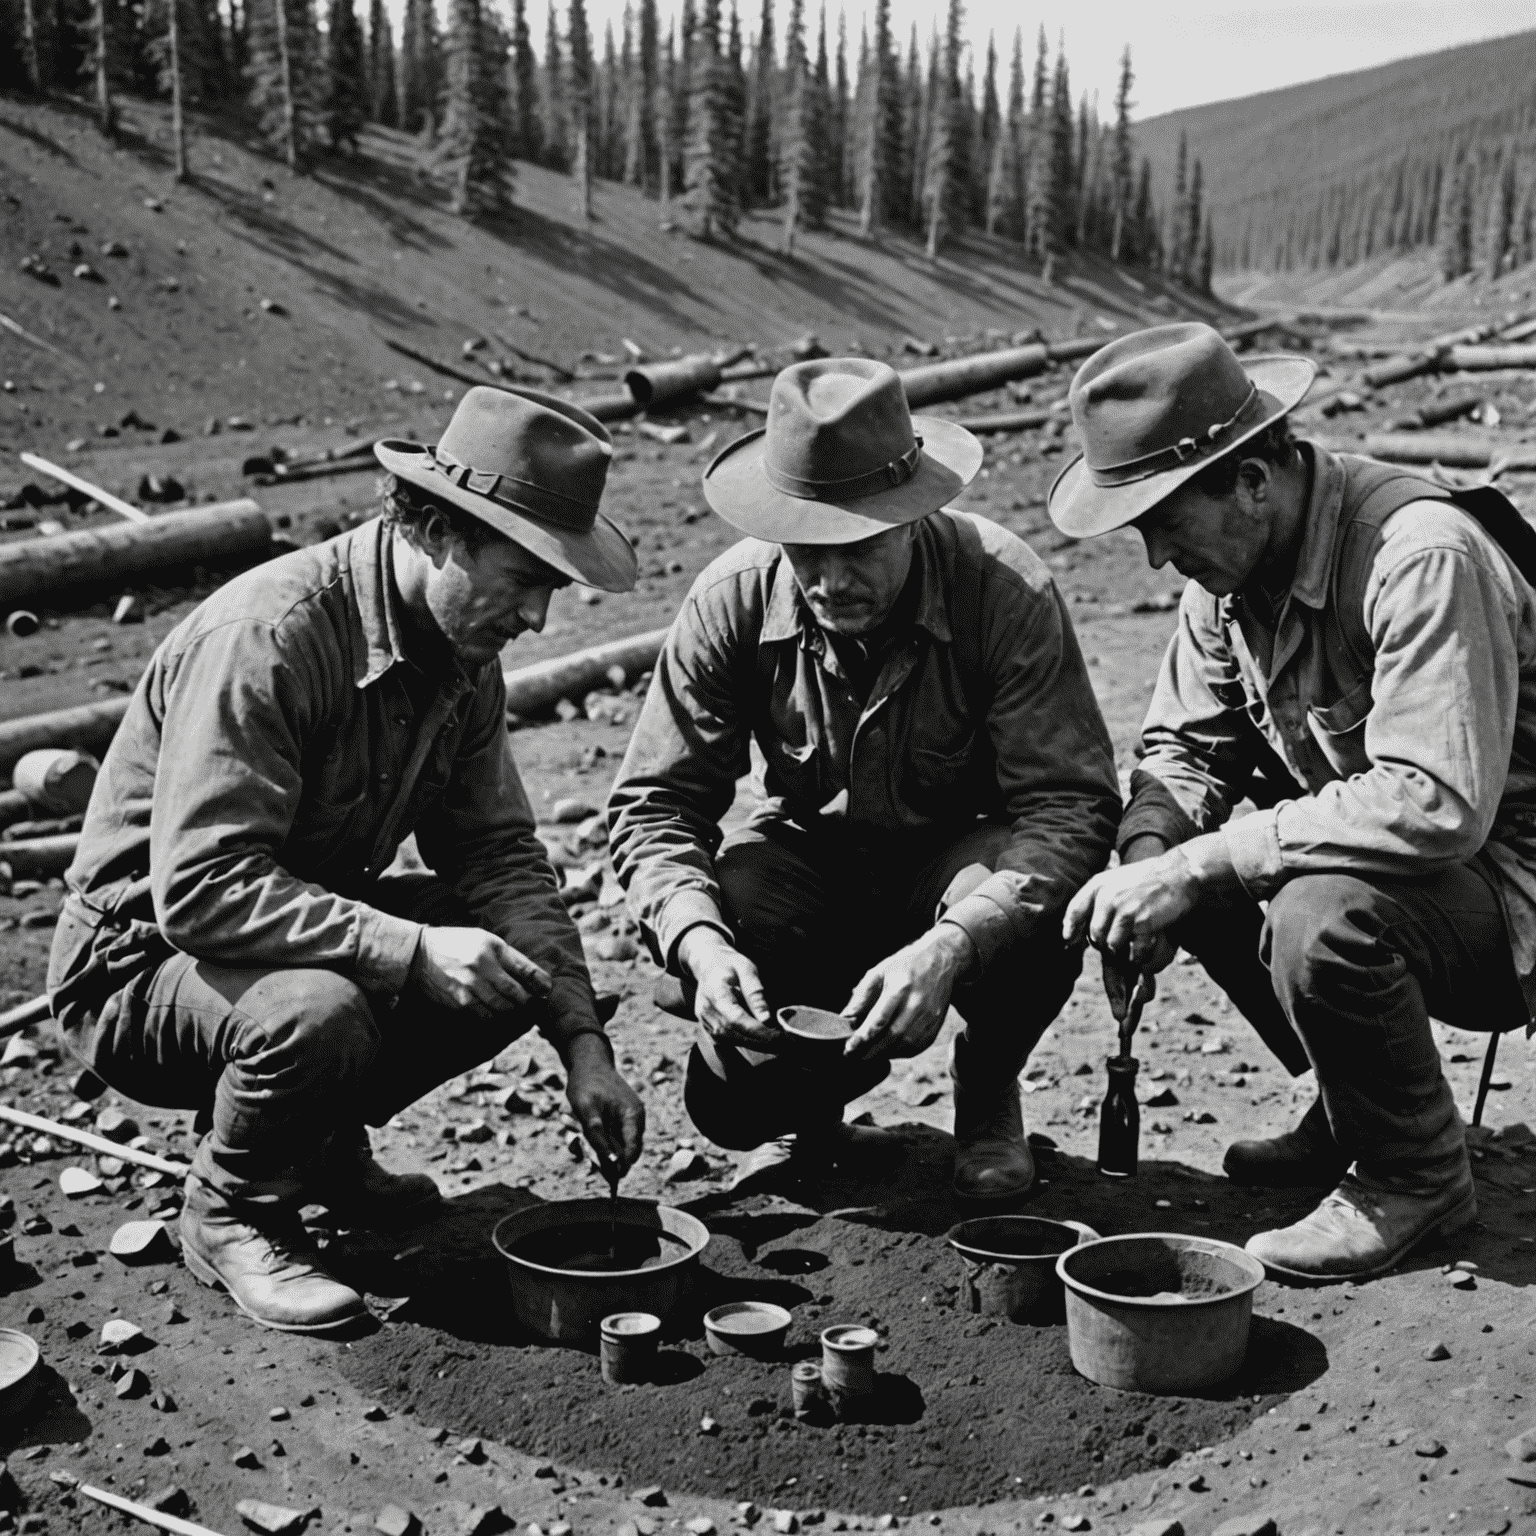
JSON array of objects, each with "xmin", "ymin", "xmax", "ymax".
[
  {"xmin": 566, "ymin": 1034, "xmax": 646, "ymax": 1177},
  {"xmin": 843, "ymin": 924, "xmax": 975, "ymax": 1062},
  {"xmin": 678, "ymin": 927, "xmax": 781, "ymax": 1050},
  {"xmin": 1063, "ymin": 850, "xmax": 1197, "ymax": 968},
  {"xmin": 411, "ymin": 926, "xmax": 554, "ymax": 1015}
]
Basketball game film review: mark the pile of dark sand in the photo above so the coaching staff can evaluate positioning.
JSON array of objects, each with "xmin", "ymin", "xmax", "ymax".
[{"xmin": 341, "ymin": 1185, "xmax": 1305, "ymax": 1514}]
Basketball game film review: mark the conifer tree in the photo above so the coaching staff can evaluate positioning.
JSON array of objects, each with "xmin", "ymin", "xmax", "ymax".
[
  {"xmin": 683, "ymin": 0, "xmax": 740, "ymax": 235},
  {"xmin": 725, "ymin": 0, "xmax": 746, "ymax": 197},
  {"xmin": 624, "ymin": 0, "xmax": 657, "ymax": 185},
  {"xmin": 1044, "ymin": 41, "xmax": 1074, "ymax": 250},
  {"xmin": 598, "ymin": 17, "xmax": 619, "ymax": 178},
  {"xmin": 742, "ymin": 0, "xmax": 774, "ymax": 204},
  {"xmin": 976, "ymin": 30, "xmax": 997, "ymax": 227},
  {"xmin": 92, "ymin": 0, "xmax": 115, "ymax": 132},
  {"xmin": 778, "ymin": 0, "xmax": 825, "ymax": 252},
  {"xmin": 399, "ymin": 0, "xmax": 442, "ymax": 134},
  {"xmin": 655, "ymin": 21, "xmax": 675, "ymax": 200},
  {"xmin": 508, "ymin": 0, "xmax": 539, "ymax": 158},
  {"xmin": 1197, "ymin": 212, "xmax": 1214, "ymax": 292},
  {"xmin": 1023, "ymin": 25, "xmax": 1050, "ymax": 255},
  {"xmin": 1132, "ymin": 155, "xmax": 1156, "ymax": 267},
  {"xmin": 1109, "ymin": 45, "xmax": 1133, "ymax": 259},
  {"xmin": 569, "ymin": 0, "xmax": 594, "ymax": 215},
  {"xmin": 439, "ymin": 0, "xmax": 510, "ymax": 215},
  {"xmin": 812, "ymin": 5, "xmax": 831, "ymax": 206},
  {"xmin": 833, "ymin": 9, "xmax": 849, "ymax": 208},
  {"xmin": 324, "ymin": 0, "xmax": 367, "ymax": 149},
  {"xmin": 1182, "ymin": 156, "xmax": 1204, "ymax": 282},
  {"xmin": 855, "ymin": 0, "xmax": 898, "ymax": 235},
  {"xmin": 922, "ymin": 0, "xmax": 963, "ymax": 259},
  {"xmin": 1487, "ymin": 151, "xmax": 1517, "ymax": 279},
  {"xmin": 17, "ymin": 0, "xmax": 45, "ymax": 90},
  {"xmin": 166, "ymin": 0, "xmax": 187, "ymax": 175},
  {"xmin": 541, "ymin": 0, "xmax": 567, "ymax": 167},
  {"xmin": 985, "ymin": 25, "xmax": 1023, "ymax": 238},
  {"xmin": 367, "ymin": 0, "xmax": 398, "ymax": 124},
  {"xmin": 893, "ymin": 23, "xmax": 921, "ymax": 231},
  {"xmin": 665, "ymin": 0, "xmax": 694, "ymax": 195},
  {"xmin": 1166, "ymin": 130, "xmax": 1188, "ymax": 278},
  {"xmin": 249, "ymin": 0, "xmax": 319, "ymax": 165}
]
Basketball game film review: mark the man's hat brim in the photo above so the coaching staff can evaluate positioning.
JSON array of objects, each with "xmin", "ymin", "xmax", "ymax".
[
  {"xmin": 374, "ymin": 439, "xmax": 638, "ymax": 593},
  {"xmin": 702, "ymin": 414, "xmax": 984, "ymax": 545},
  {"xmin": 1047, "ymin": 355, "xmax": 1318, "ymax": 539}
]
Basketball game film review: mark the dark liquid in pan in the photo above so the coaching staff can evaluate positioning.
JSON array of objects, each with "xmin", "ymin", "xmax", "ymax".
[{"xmin": 509, "ymin": 1223, "xmax": 687, "ymax": 1273}]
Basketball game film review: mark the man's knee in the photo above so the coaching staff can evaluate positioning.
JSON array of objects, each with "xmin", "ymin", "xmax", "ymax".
[
  {"xmin": 1262, "ymin": 874, "xmax": 1383, "ymax": 999},
  {"xmin": 717, "ymin": 838, "xmax": 816, "ymax": 951},
  {"xmin": 241, "ymin": 969, "xmax": 380, "ymax": 1086}
]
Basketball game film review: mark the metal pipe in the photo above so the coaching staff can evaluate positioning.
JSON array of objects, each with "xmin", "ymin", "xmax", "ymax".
[
  {"xmin": 0, "ymin": 699, "xmax": 132, "ymax": 780},
  {"xmin": 898, "ymin": 345, "xmax": 1051, "ymax": 409},
  {"xmin": 1443, "ymin": 344, "xmax": 1536, "ymax": 373},
  {"xmin": 624, "ymin": 354, "xmax": 724, "ymax": 408},
  {"xmin": 504, "ymin": 628, "xmax": 670, "ymax": 716}
]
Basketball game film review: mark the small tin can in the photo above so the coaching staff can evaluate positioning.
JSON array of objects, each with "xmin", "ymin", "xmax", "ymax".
[
  {"xmin": 599, "ymin": 1312, "xmax": 660, "ymax": 1385},
  {"xmin": 791, "ymin": 1360, "xmax": 827, "ymax": 1420},
  {"xmin": 820, "ymin": 1323, "xmax": 879, "ymax": 1398}
]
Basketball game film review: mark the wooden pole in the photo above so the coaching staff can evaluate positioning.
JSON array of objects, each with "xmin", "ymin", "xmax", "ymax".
[
  {"xmin": 168, "ymin": 0, "xmax": 187, "ymax": 182},
  {"xmin": 272, "ymin": 0, "xmax": 298, "ymax": 171},
  {"xmin": 80, "ymin": 1486, "xmax": 224, "ymax": 1536},
  {"xmin": 503, "ymin": 628, "xmax": 669, "ymax": 716},
  {"xmin": 92, "ymin": 0, "xmax": 114, "ymax": 133},
  {"xmin": 0, "ymin": 1105, "xmax": 190, "ymax": 1175},
  {"xmin": 0, "ymin": 833, "xmax": 80, "ymax": 878},
  {"xmin": 20, "ymin": 453, "xmax": 151, "ymax": 524},
  {"xmin": 20, "ymin": 0, "xmax": 42, "ymax": 89},
  {"xmin": 0, "ymin": 995, "xmax": 51, "ymax": 1040},
  {"xmin": 0, "ymin": 499, "xmax": 270, "ymax": 615}
]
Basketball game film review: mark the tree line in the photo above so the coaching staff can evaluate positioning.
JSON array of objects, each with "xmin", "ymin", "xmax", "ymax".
[{"xmin": 1, "ymin": 0, "xmax": 1215, "ymax": 288}]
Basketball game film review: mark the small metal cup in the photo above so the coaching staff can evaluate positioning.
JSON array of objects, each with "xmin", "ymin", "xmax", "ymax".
[
  {"xmin": 819, "ymin": 1323, "xmax": 879, "ymax": 1399},
  {"xmin": 599, "ymin": 1311, "xmax": 660, "ymax": 1385}
]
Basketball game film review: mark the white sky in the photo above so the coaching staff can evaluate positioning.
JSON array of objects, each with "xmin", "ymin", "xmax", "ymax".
[{"xmin": 383, "ymin": 0, "xmax": 1531, "ymax": 122}]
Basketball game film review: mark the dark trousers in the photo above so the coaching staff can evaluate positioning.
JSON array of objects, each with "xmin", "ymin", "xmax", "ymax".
[
  {"xmin": 682, "ymin": 818, "xmax": 1082, "ymax": 1151},
  {"xmin": 48, "ymin": 875, "xmax": 535, "ymax": 1206},
  {"xmin": 1181, "ymin": 862, "xmax": 1524, "ymax": 1187}
]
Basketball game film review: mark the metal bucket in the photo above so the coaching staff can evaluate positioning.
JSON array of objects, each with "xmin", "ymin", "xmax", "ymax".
[
  {"xmin": 1056, "ymin": 1232, "xmax": 1265, "ymax": 1394},
  {"xmin": 491, "ymin": 1199, "xmax": 710, "ymax": 1345},
  {"xmin": 945, "ymin": 1216, "xmax": 1099, "ymax": 1323}
]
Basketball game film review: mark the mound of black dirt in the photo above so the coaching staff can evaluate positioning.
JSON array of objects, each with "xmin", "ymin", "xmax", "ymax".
[{"xmin": 340, "ymin": 1193, "xmax": 1309, "ymax": 1514}]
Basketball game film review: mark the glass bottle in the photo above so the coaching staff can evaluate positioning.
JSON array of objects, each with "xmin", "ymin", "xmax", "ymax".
[{"xmin": 1097, "ymin": 1054, "xmax": 1140, "ymax": 1178}]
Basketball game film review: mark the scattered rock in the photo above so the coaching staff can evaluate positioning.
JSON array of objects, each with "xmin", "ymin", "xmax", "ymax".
[
  {"xmin": 636, "ymin": 1487, "xmax": 667, "ymax": 1508},
  {"xmin": 699, "ymin": 1414, "xmax": 720, "ymax": 1435},
  {"xmin": 456, "ymin": 1437, "xmax": 487, "ymax": 1463},
  {"xmin": 460, "ymin": 1508, "xmax": 513, "ymax": 1536},
  {"xmin": 363, "ymin": 1403, "xmax": 390, "ymax": 1421},
  {"xmin": 159, "ymin": 1303, "xmax": 185, "ymax": 1326},
  {"xmin": 687, "ymin": 1521, "xmax": 717, "ymax": 1536},
  {"xmin": 1209, "ymin": 1518, "xmax": 1276, "ymax": 1536},
  {"xmin": 150, "ymin": 1391, "xmax": 177, "ymax": 1412},
  {"xmin": 95, "ymin": 1108, "xmax": 140, "ymax": 1143},
  {"xmin": 259, "ymin": 299, "xmax": 289, "ymax": 316},
  {"xmin": 666, "ymin": 1148, "xmax": 710, "ymax": 1182},
  {"xmin": 143, "ymin": 1435, "xmax": 171, "ymax": 1456},
  {"xmin": 1, "ymin": 1037, "xmax": 39, "ymax": 1068},
  {"xmin": 111, "ymin": 1220, "xmax": 175, "ymax": 1264},
  {"xmin": 594, "ymin": 933, "xmax": 639, "ymax": 962},
  {"xmin": 232, "ymin": 1446, "xmax": 263, "ymax": 1469},
  {"xmin": 773, "ymin": 1515, "xmax": 798, "ymax": 1535},
  {"xmin": 1413, "ymin": 1437, "xmax": 1446, "ymax": 1457},
  {"xmin": 60, "ymin": 1167, "xmax": 104, "ymax": 1198},
  {"xmin": 150, "ymin": 1488, "xmax": 192, "ymax": 1518},
  {"xmin": 74, "ymin": 263, "xmax": 104, "ymax": 282},
  {"xmin": 456, "ymin": 1121, "xmax": 493, "ymax": 1144},
  {"xmin": 269, "ymin": 1406, "xmax": 290, "ymax": 1421},
  {"xmin": 115, "ymin": 1367, "xmax": 150, "ymax": 1399},
  {"xmin": 1507, "ymin": 1426, "xmax": 1536, "ymax": 1463},
  {"xmin": 1060, "ymin": 1519, "xmax": 1090, "ymax": 1534},
  {"xmin": 550, "ymin": 798, "xmax": 599, "ymax": 824},
  {"xmin": 237, "ymin": 1500, "xmax": 314, "ymax": 1535},
  {"xmin": 1422, "ymin": 1341, "xmax": 1451, "ymax": 1361},
  {"xmin": 375, "ymin": 1506, "xmax": 420, "ymax": 1536},
  {"xmin": 1125, "ymin": 1522, "xmax": 1184, "ymax": 1536},
  {"xmin": 99, "ymin": 1319, "xmax": 147, "ymax": 1353}
]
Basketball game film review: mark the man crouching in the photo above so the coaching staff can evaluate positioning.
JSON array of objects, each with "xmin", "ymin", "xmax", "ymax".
[
  {"xmin": 48, "ymin": 386, "xmax": 646, "ymax": 1331},
  {"xmin": 608, "ymin": 358, "xmax": 1120, "ymax": 1199}
]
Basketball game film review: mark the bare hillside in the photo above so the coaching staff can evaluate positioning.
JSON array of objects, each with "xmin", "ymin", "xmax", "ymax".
[{"xmin": 1, "ymin": 93, "xmax": 1223, "ymax": 455}]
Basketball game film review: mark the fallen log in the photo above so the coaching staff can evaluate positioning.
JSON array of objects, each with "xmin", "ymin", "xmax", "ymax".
[
  {"xmin": 382, "ymin": 336, "xmax": 488, "ymax": 390},
  {"xmin": 0, "ymin": 832, "xmax": 80, "ymax": 877},
  {"xmin": 624, "ymin": 354, "xmax": 723, "ymax": 408},
  {"xmin": 19, "ymin": 453, "xmax": 150, "ymax": 524},
  {"xmin": 899, "ymin": 345, "xmax": 1051, "ymax": 408},
  {"xmin": 0, "ymin": 699, "xmax": 133, "ymax": 780},
  {"xmin": 1045, "ymin": 337, "xmax": 1108, "ymax": 365},
  {"xmin": 951, "ymin": 408, "xmax": 1051, "ymax": 434},
  {"xmin": 576, "ymin": 393, "xmax": 644, "ymax": 424},
  {"xmin": 700, "ymin": 391, "xmax": 769, "ymax": 415},
  {"xmin": 1443, "ymin": 344, "xmax": 1536, "ymax": 373},
  {"xmin": 1385, "ymin": 394, "xmax": 1483, "ymax": 432},
  {"xmin": 1361, "ymin": 433, "xmax": 1536, "ymax": 470},
  {"xmin": 1362, "ymin": 351, "xmax": 1446, "ymax": 388},
  {"xmin": 254, "ymin": 459, "xmax": 378, "ymax": 487},
  {"xmin": 0, "ymin": 498, "xmax": 270, "ymax": 616},
  {"xmin": 503, "ymin": 628, "xmax": 670, "ymax": 716}
]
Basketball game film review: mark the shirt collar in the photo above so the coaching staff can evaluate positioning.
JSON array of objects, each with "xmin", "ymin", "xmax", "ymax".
[
  {"xmin": 1287, "ymin": 440, "xmax": 1346, "ymax": 612},
  {"xmin": 758, "ymin": 518, "xmax": 954, "ymax": 648},
  {"xmin": 350, "ymin": 517, "xmax": 409, "ymax": 689}
]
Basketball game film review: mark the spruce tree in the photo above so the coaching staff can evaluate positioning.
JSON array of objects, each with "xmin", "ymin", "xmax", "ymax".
[
  {"xmin": 598, "ymin": 17, "xmax": 619, "ymax": 178},
  {"xmin": 985, "ymin": 25, "xmax": 1023, "ymax": 239},
  {"xmin": 509, "ymin": 0, "xmax": 538, "ymax": 158},
  {"xmin": 1110, "ymin": 45, "xmax": 1133, "ymax": 259},
  {"xmin": 655, "ymin": 20, "xmax": 675, "ymax": 201},
  {"xmin": 897, "ymin": 23, "xmax": 922, "ymax": 231},
  {"xmin": 725, "ymin": 0, "xmax": 746, "ymax": 202},
  {"xmin": 1182, "ymin": 156, "xmax": 1204, "ymax": 282},
  {"xmin": 855, "ymin": 0, "xmax": 897, "ymax": 235},
  {"xmin": 1023, "ymin": 24, "xmax": 1049, "ymax": 256},
  {"xmin": 541, "ymin": 0, "xmax": 567, "ymax": 168},
  {"xmin": 811, "ymin": 4, "xmax": 832, "ymax": 207},
  {"xmin": 683, "ymin": 0, "xmax": 739, "ymax": 236},
  {"xmin": 324, "ymin": 0, "xmax": 367, "ymax": 149},
  {"xmin": 1197, "ymin": 213, "xmax": 1214, "ymax": 293},
  {"xmin": 18, "ymin": 0, "xmax": 45, "ymax": 90},
  {"xmin": 367, "ymin": 0, "xmax": 397, "ymax": 123},
  {"xmin": 666, "ymin": 0, "xmax": 693, "ymax": 197},
  {"xmin": 569, "ymin": 0, "xmax": 594, "ymax": 215},
  {"xmin": 1487, "ymin": 151, "xmax": 1517, "ymax": 280},
  {"xmin": 922, "ymin": 0, "xmax": 963, "ymax": 258},
  {"xmin": 778, "ymin": 0, "xmax": 825, "ymax": 252},
  {"xmin": 439, "ymin": 0, "xmax": 510, "ymax": 215},
  {"xmin": 166, "ymin": 0, "xmax": 187, "ymax": 175},
  {"xmin": 1166, "ymin": 130, "xmax": 1188, "ymax": 279},
  {"xmin": 1045, "ymin": 41, "xmax": 1074, "ymax": 251},
  {"xmin": 399, "ymin": 0, "xmax": 441, "ymax": 135},
  {"xmin": 92, "ymin": 0, "xmax": 115, "ymax": 132},
  {"xmin": 833, "ymin": 9, "xmax": 849, "ymax": 208},
  {"xmin": 977, "ymin": 30, "xmax": 997, "ymax": 227},
  {"xmin": 742, "ymin": 0, "xmax": 773, "ymax": 204},
  {"xmin": 249, "ymin": 0, "xmax": 319, "ymax": 166}
]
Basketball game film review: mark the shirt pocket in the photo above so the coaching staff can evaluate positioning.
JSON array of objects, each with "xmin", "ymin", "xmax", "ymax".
[
  {"xmin": 904, "ymin": 731, "xmax": 977, "ymax": 815},
  {"xmin": 289, "ymin": 788, "xmax": 373, "ymax": 870},
  {"xmin": 1307, "ymin": 679, "xmax": 1373, "ymax": 779}
]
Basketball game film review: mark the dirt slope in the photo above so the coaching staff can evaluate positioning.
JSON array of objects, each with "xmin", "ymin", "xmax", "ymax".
[{"xmin": 1, "ymin": 92, "xmax": 1222, "ymax": 458}]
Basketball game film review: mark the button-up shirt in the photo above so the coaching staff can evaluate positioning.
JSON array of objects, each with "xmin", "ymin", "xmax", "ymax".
[
  {"xmin": 607, "ymin": 510, "xmax": 1121, "ymax": 972},
  {"xmin": 62, "ymin": 517, "xmax": 603, "ymax": 1051},
  {"xmin": 1121, "ymin": 442, "xmax": 1536, "ymax": 1016}
]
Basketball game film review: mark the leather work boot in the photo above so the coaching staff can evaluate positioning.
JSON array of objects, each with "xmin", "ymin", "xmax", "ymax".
[
  {"xmin": 1244, "ymin": 1166, "xmax": 1477, "ymax": 1282},
  {"xmin": 951, "ymin": 1039, "xmax": 1033, "ymax": 1201},
  {"xmin": 312, "ymin": 1131, "xmax": 441, "ymax": 1229},
  {"xmin": 180, "ymin": 1180, "xmax": 367, "ymax": 1333},
  {"xmin": 728, "ymin": 1121, "xmax": 905, "ymax": 1195},
  {"xmin": 1223, "ymin": 1096, "xmax": 1352, "ymax": 1188}
]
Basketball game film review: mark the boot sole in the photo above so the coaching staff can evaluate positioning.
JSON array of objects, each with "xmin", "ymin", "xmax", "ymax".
[
  {"xmin": 1253, "ymin": 1188, "xmax": 1478, "ymax": 1284},
  {"xmin": 183, "ymin": 1241, "xmax": 369, "ymax": 1334},
  {"xmin": 1224, "ymin": 1159, "xmax": 1353, "ymax": 1189}
]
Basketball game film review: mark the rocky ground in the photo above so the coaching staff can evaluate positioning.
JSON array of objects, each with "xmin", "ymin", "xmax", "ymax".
[{"xmin": 3, "ymin": 337, "xmax": 1536, "ymax": 1536}]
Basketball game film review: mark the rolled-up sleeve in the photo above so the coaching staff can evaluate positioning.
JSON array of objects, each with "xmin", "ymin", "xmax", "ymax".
[
  {"xmin": 415, "ymin": 667, "xmax": 604, "ymax": 1056},
  {"xmin": 606, "ymin": 580, "xmax": 752, "ymax": 970},
  {"xmin": 1227, "ymin": 530, "xmax": 1521, "ymax": 898},
  {"xmin": 148, "ymin": 619, "xmax": 423, "ymax": 994},
  {"xmin": 1118, "ymin": 584, "xmax": 1262, "ymax": 856},
  {"xmin": 939, "ymin": 575, "xmax": 1121, "ymax": 969}
]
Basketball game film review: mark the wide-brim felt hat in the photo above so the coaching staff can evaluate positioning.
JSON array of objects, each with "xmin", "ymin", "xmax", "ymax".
[
  {"xmin": 374, "ymin": 384, "xmax": 638, "ymax": 592},
  {"xmin": 702, "ymin": 357, "xmax": 984, "ymax": 544},
  {"xmin": 1048, "ymin": 322, "xmax": 1317, "ymax": 539}
]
